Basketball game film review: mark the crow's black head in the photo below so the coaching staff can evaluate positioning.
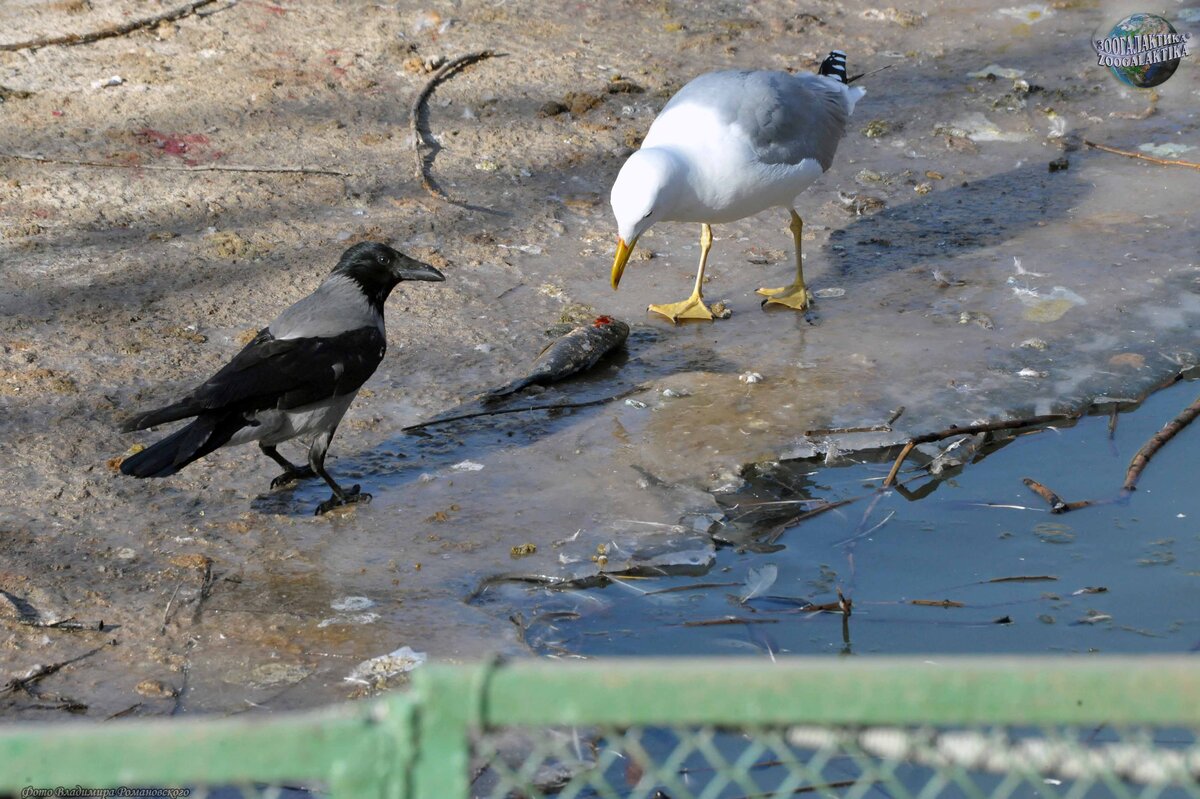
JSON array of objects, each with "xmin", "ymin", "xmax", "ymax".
[{"xmin": 334, "ymin": 242, "xmax": 446, "ymax": 308}]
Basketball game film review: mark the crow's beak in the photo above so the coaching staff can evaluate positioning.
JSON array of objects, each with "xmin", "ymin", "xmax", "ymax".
[
  {"xmin": 611, "ymin": 236, "xmax": 637, "ymax": 290},
  {"xmin": 395, "ymin": 258, "xmax": 446, "ymax": 282}
]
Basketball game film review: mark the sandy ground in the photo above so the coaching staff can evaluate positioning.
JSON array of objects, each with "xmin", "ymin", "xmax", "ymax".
[{"xmin": 1, "ymin": 0, "xmax": 1198, "ymax": 719}]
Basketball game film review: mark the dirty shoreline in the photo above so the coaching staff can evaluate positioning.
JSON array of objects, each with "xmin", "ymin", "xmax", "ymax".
[{"xmin": 2, "ymin": 0, "xmax": 1199, "ymax": 719}]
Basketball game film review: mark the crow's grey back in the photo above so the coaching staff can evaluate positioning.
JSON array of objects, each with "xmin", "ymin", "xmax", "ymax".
[{"xmin": 269, "ymin": 274, "xmax": 382, "ymax": 340}]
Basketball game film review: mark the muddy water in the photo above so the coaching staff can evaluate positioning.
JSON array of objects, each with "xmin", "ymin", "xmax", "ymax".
[{"xmin": 2, "ymin": 0, "xmax": 1199, "ymax": 720}]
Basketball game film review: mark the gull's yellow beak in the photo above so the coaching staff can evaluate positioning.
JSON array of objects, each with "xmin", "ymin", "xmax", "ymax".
[{"xmin": 611, "ymin": 237, "xmax": 636, "ymax": 290}]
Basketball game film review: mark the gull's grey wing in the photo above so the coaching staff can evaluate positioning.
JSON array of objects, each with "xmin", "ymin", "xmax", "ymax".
[{"xmin": 663, "ymin": 70, "xmax": 852, "ymax": 170}]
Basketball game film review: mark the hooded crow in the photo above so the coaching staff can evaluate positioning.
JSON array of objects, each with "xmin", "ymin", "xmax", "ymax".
[{"xmin": 119, "ymin": 241, "xmax": 446, "ymax": 515}]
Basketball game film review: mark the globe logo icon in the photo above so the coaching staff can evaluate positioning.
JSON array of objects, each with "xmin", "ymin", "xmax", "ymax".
[{"xmin": 1094, "ymin": 13, "xmax": 1190, "ymax": 89}]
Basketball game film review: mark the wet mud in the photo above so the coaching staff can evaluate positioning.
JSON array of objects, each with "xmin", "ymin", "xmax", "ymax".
[{"xmin": 1, "ymin": 0, "xmax": 1198, "ymax": 718}]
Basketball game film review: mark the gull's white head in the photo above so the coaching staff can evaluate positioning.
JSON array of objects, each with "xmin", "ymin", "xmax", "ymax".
[{"xmin": 609, "ymin": 148, "xmax": 683, "ymax": 290}]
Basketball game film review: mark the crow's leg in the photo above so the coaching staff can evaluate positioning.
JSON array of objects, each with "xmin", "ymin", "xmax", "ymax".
[
  {"xmin": 309, "ymin": 428, "xmax": 371, "ymax": 515},
  {"xmin": 261, "ymin": 444, "xmax": 316, "ymax": 488}
]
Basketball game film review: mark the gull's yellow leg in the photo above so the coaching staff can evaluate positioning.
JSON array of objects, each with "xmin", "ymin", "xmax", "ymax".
[
  {"xmin": 648, "ymin": 223, "xmax": 715, "ymax": 323},
  {"xmin": 756, "ymin": 209, "xmax": 813, "ymax": 310}
]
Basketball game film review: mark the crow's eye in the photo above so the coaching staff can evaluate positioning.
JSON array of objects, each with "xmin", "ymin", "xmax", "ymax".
[{"xmin": 376, "ymin": 254, "xmax": 389, "ymax": 265}]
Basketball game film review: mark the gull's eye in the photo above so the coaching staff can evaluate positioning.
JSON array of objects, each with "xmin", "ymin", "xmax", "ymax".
[{"xmin": 642, "ymin": 210, "xmax": 653, "ymax": 219}]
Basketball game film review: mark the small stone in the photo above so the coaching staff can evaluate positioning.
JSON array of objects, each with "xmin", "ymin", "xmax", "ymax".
[
  {"xmin": 1048, "ymin": 157, "xmax": 1069, "ymax": 173},
  {"xmin": 739, "ymin": 372, "xmax": 763, "ymax": 384},
  {"xmin": 710, "ymin": 300, "xmax": 732, "ymax": 319},
  {"xmin": 914, "ymin": 182, "xmax": 933, "ymax": 194},
  {"xmin": 862, "ymin": 119, "xmax": 892, "ymax": 138},
  {"xmin": 510, "ymin": 543, "xmax": 537, "ymax": 558},
  {"xmin": 537, "ymin": 100, "xmax": 568, "ymax": 117},
  {"xmin": 136, "ymin": 679, "xmax": 178, "ymax": 699},
  {"xmin": 1019, "ymin": 338, "xmax": 1048, "ymax": 350}
]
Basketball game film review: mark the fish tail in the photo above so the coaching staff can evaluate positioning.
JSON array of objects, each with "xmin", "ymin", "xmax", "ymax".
[{"xmin": 482, "ymin": 377, "xmax": 533, "ymax": 403}]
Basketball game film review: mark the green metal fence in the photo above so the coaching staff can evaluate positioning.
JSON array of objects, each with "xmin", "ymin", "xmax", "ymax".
[{"xmin": 1, "ymin": 658, "xmax": 1198, "ymax": 798}]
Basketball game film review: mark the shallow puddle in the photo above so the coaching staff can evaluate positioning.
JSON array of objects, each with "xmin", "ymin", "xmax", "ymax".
[{"xmin": 471, "ymin": 376, "xmax": 1200, "ymax": 659}]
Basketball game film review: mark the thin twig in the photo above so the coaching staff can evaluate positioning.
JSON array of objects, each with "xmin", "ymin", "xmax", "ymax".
[
  {"xmin": 160, "ymin": 580, "xmax": 183, "ymax": 635},
  {"xmin": 762, "ymin": 499, "xmax": 852, "ymax": 544},
  {"xmin": 410, "ymin": 50, "xmax": 500, "ymax": 201},
  {"xmin": 0, "ymin": 152, "xmax": 350, "ymax": 177},
  {"xmin": 1022, "ymin": 477, "xmax": 1093, "ymax": 513},
  {"xmin": 402, "ymin": 384, "xmax": 646, "ymax": 431},
  {"xmin": 1108, "ymin": 405, "xmax": 1119, "ymax": 439},
  {"xmin": 1, "ymin": 645, "xmax": 107, "ymax": 696},
  {"xmin": 883, "ymin": 414, "xmax": 1071, "ymax": 487},
  {"xmin": 0, "ymin": 0, "xmax": 218, "ymax": 52},
  {"xmin": 680, "ymin": 616, "xmax": 779, "ymax": 628},
  {"xmin": 882, "ymin": 441, "xmax": 915, "ymax": 487},
  {"xmin": 1084, "ymin": 139, "xmax": 1200, "ymax": 171},
  {"xmin": 804, "ymin": 423, "xmax": 891, "ymax": 437},
  {"xmin": 1124, "ymin": 392, "xmax": 1200, "ymax": 491},
  {"xmin": 1022, "ymin": 477, "xmax": 1067, "ymax": 512},
  {"xmin": 910, "ymin": 599, "xmax": 965, "ymax": 608}
]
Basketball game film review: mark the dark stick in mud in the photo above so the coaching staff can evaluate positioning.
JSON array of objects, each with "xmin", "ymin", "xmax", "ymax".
[
  {"xmin": 0, "ymin": 0, "xmax": 218, "ymax": 51},
  {"xmin": 1084, "ymin": 139, "xmax": 1200, "ymax": 171},
  {"xmin": 402, "ymin": 384, "xmax": 648, "ymax": 431},
  {"xmin": 883, "ymin": 414, "xmax": 1072, "ymax": 487},
  {"xmin": 1, "ymin": 644, "xmax": 107, "ymax": 696},
  {"xmin": 410, "ymin": 51, "xmax": 501, "ymax": 201},
  {"xmin": 1123, "ymin": 392, "xmax": 1200, "ymax": 491}
]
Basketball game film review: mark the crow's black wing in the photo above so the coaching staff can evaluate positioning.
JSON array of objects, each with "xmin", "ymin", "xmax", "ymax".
[{"xmin": 122, "ymin": 327, "xmax": 386, "ymax": 431}]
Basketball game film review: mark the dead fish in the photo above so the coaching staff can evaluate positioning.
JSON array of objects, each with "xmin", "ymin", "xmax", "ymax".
[{"xmin": 484, "ymin": 316, "xmax": 629, "ymax": 401}]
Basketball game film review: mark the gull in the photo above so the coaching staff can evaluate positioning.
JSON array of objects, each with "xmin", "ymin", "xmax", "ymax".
[{"xmin": 609, "ymin": 51, "xmax": 865, "ymax": 322}]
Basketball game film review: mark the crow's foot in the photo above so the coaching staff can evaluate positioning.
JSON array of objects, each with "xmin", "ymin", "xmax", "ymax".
[
  {"xmin": 315, "ymin": 484, "xmax": 371, "ymax": 516},
  {"xmin": 271, "ymin": 465, "xmax": 317, "ymax": 489}
]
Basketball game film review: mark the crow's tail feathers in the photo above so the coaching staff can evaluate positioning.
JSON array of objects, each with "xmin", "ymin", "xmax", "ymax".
[
  {"xmin": 119, "ymin": 413, "xmax": 245, "ymax": 478},
  {"xmin": 120, "ymin": 399, "xmax": 202, "ymax": 433}
]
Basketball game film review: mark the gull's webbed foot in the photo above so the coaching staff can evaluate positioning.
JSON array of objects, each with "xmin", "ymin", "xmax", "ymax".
[
  {"xmin": 648, "ymin": 294, "xmax": 713, "ymax": 324},
  {"xmin": 756, "ymin": 283, "xmax": 813, "ymax": 311}
]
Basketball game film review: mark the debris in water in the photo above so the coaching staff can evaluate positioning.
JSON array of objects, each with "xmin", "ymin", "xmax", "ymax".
[
  {"xmin": 1071, "ymin": 611, "xmax": 1112, "ymax": 626},
  {"xmin": 451, "ymin": 460, "xmax": 485, "ymax": 472},
  {"xmin": 997, "ymin": 4, "xmax": 1053, "ymax": 23},
  {"xmin": 910, "ymin": 599, "xmax": 964, "ymax": 608},
  {"xmin": 1048, "ymin": 157, "xmax": 1069, "ymax": 173},
  {"xmin": 739, "ymin": 372, "xmax": 763, "ymax": 384},
  {"xmin": 345, "ymin": 646, "xmax": 427, "ymax": 686},
  {"xmin": 813, "ymin": 287, "xmax": 845, "ymax": 299},
  {"xmin": 1072, "ymin": 586, "xmax": 1108, "ymax": 596},
  {"xmin": 330, "ymin": 596, "xmax": 375, "ymax": 612},
  {"xmin": 738, "ymin": 565, "xmax": 778, "ymax": 603},
  {"xmin": 985, "ymin": 575, "xmax": 1057, "ymax": 584}
]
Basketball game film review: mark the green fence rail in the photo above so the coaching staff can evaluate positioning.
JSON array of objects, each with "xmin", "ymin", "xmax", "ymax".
[{"xmin": 1, "ymin": 657, "xmax": 1198, "ymax": 798}]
